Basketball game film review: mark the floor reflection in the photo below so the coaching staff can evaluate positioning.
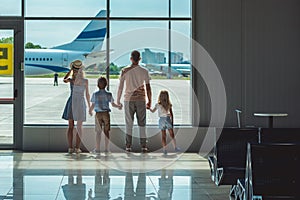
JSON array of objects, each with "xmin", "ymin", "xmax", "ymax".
[
  {"xmin": 0, "ymin": 152, "xmax": 232, "ymax": 200},
  {"xmin": 158, "ymin": 169, "xmax": 173, "ymax": 200},
  {"xmin": 62, "ymin": 169, "xmax": 86, "ymax": 200},
  {"xmin": 88, "ymin": 169, "xmax": 110, "ymax": 199}
]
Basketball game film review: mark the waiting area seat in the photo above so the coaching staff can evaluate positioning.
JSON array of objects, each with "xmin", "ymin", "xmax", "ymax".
[
  {"xmin": 208, "ymin": 128, "xmax": 259, "ymax": 196},
  {"xmin": 239, "ymin": 143, "xmax": 300, "ymax": 200},
  {"xmin": 208, "ymin": 128, "xmax": 300, "ymax": 199},
  {"xmin": 234, "ymin": 128, "xmax": 300, "ymax": 199},
  {"xmin": 259, "ymin": 128, "xmax": 300, "ymax": 144}
]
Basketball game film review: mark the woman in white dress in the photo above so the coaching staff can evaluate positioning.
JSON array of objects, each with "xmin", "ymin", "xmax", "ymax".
[{"xmin": 62, "ymin": 60, "xmax": 90, "ymax": 154}]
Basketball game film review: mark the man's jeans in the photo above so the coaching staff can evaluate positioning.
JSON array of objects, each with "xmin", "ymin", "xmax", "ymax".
[{"xmin": 124, "ymin": 101, "xmax": 147, "ymax": 148}]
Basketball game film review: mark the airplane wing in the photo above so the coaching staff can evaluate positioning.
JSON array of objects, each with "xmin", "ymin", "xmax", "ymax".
[
  {"xmin": 83, "ymin": 49, "xmax": 114, "ymax": 70},
  {"xmin": 84, "ymin": 50, "xmax": 104, "ymax": 58}
]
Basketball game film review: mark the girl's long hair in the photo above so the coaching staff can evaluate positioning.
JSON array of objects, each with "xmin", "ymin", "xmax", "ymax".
[{"xmin": 158, "ymin": 90, "xmax": 172, "ymax": 111}]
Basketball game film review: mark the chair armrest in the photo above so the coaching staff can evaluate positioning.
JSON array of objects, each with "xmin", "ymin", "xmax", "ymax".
[
  {"xmin": 208, "ymin": 156, "xmax": 216, "ymax": 182},
  {"xmin": 236, "ymin": 178, "xmax": 245, "ymax": 200}
]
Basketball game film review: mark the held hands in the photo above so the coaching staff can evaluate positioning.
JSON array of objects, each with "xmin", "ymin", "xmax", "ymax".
[
  {"xmin": 115, "ymin": 101, "xmax": 123, "ymax": 110},
  {"xmin": 146, "ymin": 101, "xmax": 151, "ymax": 109},
  {"xmin": 117, "ymin": 103, "xmax": 123, "ymax": 110},
  {"xmin": 113, "ymin": 102, "xmax": 123, "ymax": 110},
  {"xmin": 88, "ymin": 107, "xmax": 93, "ymax": 116}
]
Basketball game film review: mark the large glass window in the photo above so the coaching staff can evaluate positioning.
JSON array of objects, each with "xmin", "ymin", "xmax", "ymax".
[
  {"xmin": 0, "ymin": 29, "xmax": 14, "ymax": 144},
  {"xmin": 110, "ymin": 0, "xmax": 168, "ymax": 17},
  {"xmin": 25, "ymin": 0, "xmax": 106, "ymax": 17},
  {"xmin": 0, "ymin": 0, "xmax": 21, "ymax": 16},
  {"xmin": 24, "ymin": 0, "xmax": 191, "ymax": 125},
  {"xmin": 24, "ymin": 19, "xmax": 106, "ymax": 124},
  {"xmin": 171, "ymin": 0, "xmax": 191, "ymax": 17}
]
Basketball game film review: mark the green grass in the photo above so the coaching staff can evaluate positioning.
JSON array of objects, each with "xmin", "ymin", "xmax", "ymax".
[
  {"xmin": 24, "ymin": 73, "xmax": 190, "ymax": 80},
  {"xmin": 25, "ymin": 72, "xmax": 66, "ymax": 78}
]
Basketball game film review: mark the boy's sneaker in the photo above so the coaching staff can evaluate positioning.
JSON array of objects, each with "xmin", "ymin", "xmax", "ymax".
[
  {"xmin": 75, "ymin": 148, "xmax": 82, "ymax": 154},
  {"xmin": 91, "ymin": 149, "xmax": 100, "ymax": 155},
  {"xmin": 163, "ymin": 149, "xmax": 168, "ymax": 155},
  {"xmin": 175, "ymin": 147, "xmax": 181, "ymax": 152},
  {"xmin": 125, "ymin": 147, "xmax": 132, "ymax": 153},
  {"xmin": 68, "ymin": 148, "xmax": 73, "ymax": 154}
]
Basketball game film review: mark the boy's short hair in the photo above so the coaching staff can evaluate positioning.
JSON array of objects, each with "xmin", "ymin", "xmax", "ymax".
[
  {"xmin": 98, "ymin": 76, "xmax": 107, "ymax": 89},
  {"xmin": 131, "ymin": 50, "xmax": 140, "ymax": 63}
]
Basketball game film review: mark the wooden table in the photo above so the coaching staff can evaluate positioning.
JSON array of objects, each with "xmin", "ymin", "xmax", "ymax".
[{"xmin": 253, "ymin": 113, "xmax": 288, "ymax": 128}]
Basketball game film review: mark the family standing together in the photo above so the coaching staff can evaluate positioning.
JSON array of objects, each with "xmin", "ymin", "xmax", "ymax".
[{"xmin": 62, "ymin": 50, "xmax": 180, "ymax": 155}]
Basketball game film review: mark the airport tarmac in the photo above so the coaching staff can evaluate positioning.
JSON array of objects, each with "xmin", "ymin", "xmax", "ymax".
[{"xmin": 1, "ymin": 78, "xmax": 193, "ymax": 144}]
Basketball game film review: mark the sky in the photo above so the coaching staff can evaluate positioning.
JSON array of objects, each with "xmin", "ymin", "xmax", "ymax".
[
  {"xmin": 1, "ymin": 0, "xmax": 191, "ymax": 65},
  {"xmin": 1, "ymin": 0, "xmax": 190, "ymax": 17}
]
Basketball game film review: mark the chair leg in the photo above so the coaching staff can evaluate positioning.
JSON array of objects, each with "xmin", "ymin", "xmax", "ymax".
[
  {"xmin": 229, "ymin": 185, "xmax": 238, "ymax": 199},
  {"xmin": 230, "ymin": 185, "xmax": 235, "ymax": 196}
]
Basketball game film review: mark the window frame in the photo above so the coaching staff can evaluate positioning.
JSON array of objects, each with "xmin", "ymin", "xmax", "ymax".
[{"xmin": 22, "ymin": 0, "xmax": 192, "ymax": 126}]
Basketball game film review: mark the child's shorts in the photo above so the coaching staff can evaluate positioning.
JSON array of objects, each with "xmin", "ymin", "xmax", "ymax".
[
  {"xmin": 159, "ymin": 116, "xmax": 173, "ymax": 130},
  {"xmin": 95, "ymin": 111, "xmax": 110, "ymax": 133}
]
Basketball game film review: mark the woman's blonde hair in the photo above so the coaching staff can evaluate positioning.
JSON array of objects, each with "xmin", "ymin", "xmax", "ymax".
[
  {"xmin": 158, "ymin": 90, "xmax": 172, "ymax": 111},
  {"xmin": 70, "ymin": 60, "xmax": 84, "ymax": 80}
]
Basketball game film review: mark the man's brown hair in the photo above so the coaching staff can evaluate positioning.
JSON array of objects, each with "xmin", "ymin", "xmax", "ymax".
[{"xmin": 131, "ymin": 50, "xmax": 141, "ymax": 63}]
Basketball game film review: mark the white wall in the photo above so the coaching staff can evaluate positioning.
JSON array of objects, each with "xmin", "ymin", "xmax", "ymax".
[{"xmin": 23, "ymin": 126, "xmax": 209, "ymax": 153}]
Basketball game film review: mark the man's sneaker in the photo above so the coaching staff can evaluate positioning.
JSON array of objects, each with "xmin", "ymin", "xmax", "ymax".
[
  {"xmin": 75, "ymin": 148, "xmax": 82, "ymax": 154},
  {"xmin": 175, "ymin": 147, "xmax": 181, "ymax": 153},
  {"xmin": 141, "ymin": 147, "xmax": 149, "ymax": 153},
  {"xmin": 68, "ymin": 148, "xmax": 73, "ymax": 154},
  {"xmin": 104, "ymin": 150, "xmax": 111, "ymax": 155},
  {"xmin": 125, "ymin": 147, "xmax": 132, "ymax": 153},
  {"xmin": 90, "ymin": 149, "xmax": 100, "ymax": 155}
]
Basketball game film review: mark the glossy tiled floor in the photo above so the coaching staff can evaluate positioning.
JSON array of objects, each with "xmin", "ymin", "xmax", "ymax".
[{"xmin": 0, "ymin": 152, "xmax": 232, "ymax": 200}]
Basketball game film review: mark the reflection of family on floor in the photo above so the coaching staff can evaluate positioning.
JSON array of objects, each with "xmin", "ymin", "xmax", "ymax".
[
  {"xmin": 62, "ymin": 50, "xmax": 180, "ymax": 155},
  {"xmin": 62, "ymin": 169, "xmax": 174, "ymax": 200},
  {"xmin": 88, "ymin": 169, "xmax": 110, "ymax": 200},
  {"xmin": 62, "ymin": 169, "xmax": 86, "ymax": 200},
  {"xmin": 124, "ymin": 170, "xmax": 174, "ymax": 200}
]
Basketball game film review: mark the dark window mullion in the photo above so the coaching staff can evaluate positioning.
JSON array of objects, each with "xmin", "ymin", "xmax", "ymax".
[
  {"xmin": 109, "ymin": 17, "xmax": 191, "ymax": 21},
  {"xmin": 168, "ymin": 0, "xmax": 172, "ymax": 78},
  {"xmin": 106, "ymin": 0, "xmax": 110, "ymax": 90}
]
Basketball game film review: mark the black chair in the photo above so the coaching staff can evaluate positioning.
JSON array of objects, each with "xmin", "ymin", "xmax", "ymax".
[
  {"xmin": 208, "ymin": 128, "xmax": 259, "ymax": 196},
  {"xmin": 235, "ymin": 128, "xmax": 300, "ymax": 200},
  {"xmin": 234, "ymin": 108, "xmax": 255, "ymax": 129},
  {"xmin": 259, "ymin": 128, "xmax": 300, "ymax": 144},
  {"xmin": 244, "ymin": 143, "xmax": 300, "ymax": 200},
  {"xmin": 235, "ymin": 109, "xmax": 242, "ymax": 128}
]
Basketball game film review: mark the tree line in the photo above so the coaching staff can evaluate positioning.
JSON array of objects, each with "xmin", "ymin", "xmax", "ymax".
[{"xmin": 0, "ymin": 37, "xmax": 43, "ymax": 49}]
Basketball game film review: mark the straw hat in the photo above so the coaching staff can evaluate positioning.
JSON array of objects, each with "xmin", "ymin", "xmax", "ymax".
[{"xmin": 71, "ymin": 60, "xmax": 83, "ymax": 70}]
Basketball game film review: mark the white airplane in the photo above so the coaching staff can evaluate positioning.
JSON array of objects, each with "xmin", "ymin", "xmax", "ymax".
[
  {"xmin": 146, "ymin": 63, "xmax": 191, "ymax": 77},
  {"xmin": 24, "ymin": 10, "xmax": 107, "ymax": 75}
]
